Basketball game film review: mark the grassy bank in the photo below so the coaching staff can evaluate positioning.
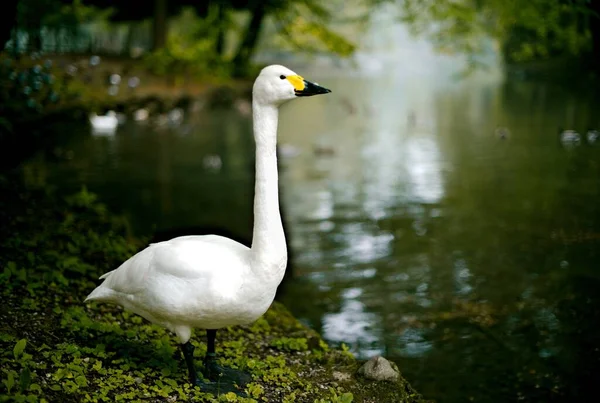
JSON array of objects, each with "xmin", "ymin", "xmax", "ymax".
[
  {"xmin": 1, "ymin": 53, "xmax": 253, "ymax": 118},
  {"xmin": 1, "ymin": 53, "xmax": 253, "ymax": 170},
  {"xmin": 0, "ymin": 171, "xmax": 426, "ymax": 403}
]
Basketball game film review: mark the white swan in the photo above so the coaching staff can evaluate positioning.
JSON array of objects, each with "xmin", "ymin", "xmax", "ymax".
[
  {"xmin": 90, "ymin": 111, "xmax": 118, "ymax": 133},
  {"xmin": 84, "ymin": 65, "xmax": 331, "ymax": 391},
  {"xmin": 560, "ymin": 129, "xmax": 581, "ymax": 144}
]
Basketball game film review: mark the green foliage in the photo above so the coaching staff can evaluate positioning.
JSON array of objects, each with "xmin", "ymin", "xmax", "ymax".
[
  {"xmin": 339, "ymin": 343, "xmax": 355, "ymax": 360},
  {"xmin": 0, "ymin": 54, "xmax": 114, "ymax": 130},
  {"xmin": 0, "ymin": 56, "xmax": 62, "ymax": 121},
  {"xmin": 10, "ymin": 0, "xmax": 113, "ymax": 53},
  {"xmin": 13, "ymin": 340, "xmax": 27, "ymax": 359},
  {"xmin": 41, "ymin": 0, "xmax": 114, "ymax": 31},
  {"xmin": 143, "ymin": 7, "xmax": 232, "ymax": 81},
  {"xmin": 271, "ymin": 1, "xmax": 357, "ymax": 57},
  {"xmin": 314, "ymin": 390, "xmax": 354, "ymax": 403},
  {"xmin": 399, "ymin": 0, "xmax": 595, "ymax": 64},
  {"xmin": 269, "ymin": 337, "xmax": 309, "ymax": 352}
]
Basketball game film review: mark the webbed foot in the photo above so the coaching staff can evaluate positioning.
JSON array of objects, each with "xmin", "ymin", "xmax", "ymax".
[
  {"xmin": 180, "ymin": 331, "xmax": 250, "ymax": 397},
  {"xmin": 203, "ymin": 354, "xmax": 252, "ymax": 386}
]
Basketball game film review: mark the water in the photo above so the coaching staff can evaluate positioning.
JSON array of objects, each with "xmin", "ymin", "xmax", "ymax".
[{"xmin": 19, "ymin": 73, "xmax": 600, "ymax": 402}]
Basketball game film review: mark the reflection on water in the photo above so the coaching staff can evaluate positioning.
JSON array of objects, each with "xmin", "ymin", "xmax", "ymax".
[{"xmin": 21, "ymin": 72, "xmax": 600, "ymax": 403}]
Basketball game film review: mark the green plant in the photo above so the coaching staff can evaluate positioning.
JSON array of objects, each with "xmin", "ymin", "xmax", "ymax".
[
  {"xmin": 269, "ymin": 337, "xmax": 309, "ymax": 352},
  {"xmin": 314, "ymin": 390, "xmax": 354, "ymax": 403},
  {"xmin": 143, "ymin": 8, "xmax": 231, "ymax": 81}
]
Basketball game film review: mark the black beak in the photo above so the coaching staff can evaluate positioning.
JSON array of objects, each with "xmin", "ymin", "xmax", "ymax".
[{"xmin": 295, "ymin": 80, "xmax": 331, "ymax": 97}]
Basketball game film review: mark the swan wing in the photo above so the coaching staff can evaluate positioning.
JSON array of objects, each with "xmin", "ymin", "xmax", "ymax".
[{"xmin": 88, "ymin": 235, "xmax": 250, "ymax": 299}]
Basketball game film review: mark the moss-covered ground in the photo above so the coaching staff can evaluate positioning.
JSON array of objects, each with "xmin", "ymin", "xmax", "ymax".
[{"xmin": 0, "ymin": 171, "xmax": 427, "ymax": 403}]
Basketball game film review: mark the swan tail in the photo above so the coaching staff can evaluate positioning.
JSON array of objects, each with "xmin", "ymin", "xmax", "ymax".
[
  {"xmin": 85, "ymin": 270, "xmax": 116, "ymax": 302},
  {"xmin": 99, "ymin": 270, "xmax": 115, "ymax": 280}
]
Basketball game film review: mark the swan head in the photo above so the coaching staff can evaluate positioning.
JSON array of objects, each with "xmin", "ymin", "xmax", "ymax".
[{"xmin": 253, "ymin": 65, "xmax": 331, "ymax": 106}]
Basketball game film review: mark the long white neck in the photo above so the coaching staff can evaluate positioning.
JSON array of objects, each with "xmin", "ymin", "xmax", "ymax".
[{"xmin": 250, "ymin": 101, "xmax": 287, "ymax": 283}]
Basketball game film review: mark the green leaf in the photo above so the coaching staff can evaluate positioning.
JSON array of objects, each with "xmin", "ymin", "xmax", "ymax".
[
  {"xmin": 19, "ymin": 367, "xmax": 31, "ymax": 391},
  {"xmin": 13, "ymin": 339, "xmax": 27, "ymax": 359},
  {"xmin": 92, "ymin": 360, "xmax": 102, "ymax": 371},
  {"xmin": 5, "ymin": 370, "xmax": 16, "ymax": 393},
  {"xmin": 75, "ymin": 375, "xmax": 87, "ymax": 387},
  {"xmin": 340, "ymin": 392, "xmax": 354, "ymax": 403}
]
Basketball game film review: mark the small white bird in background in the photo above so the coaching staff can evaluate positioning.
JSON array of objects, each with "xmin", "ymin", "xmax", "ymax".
[
  {"xmin": 559, "ymin": 129, "xmax": 581, "ymax": 145},
  {"xmin": 133, "ymin": 108, "xmax": 149, "ymax": 122},
  {"xmin": 202, "ymin": 154, "xmax": 223, "ymax": 171},
  {"xmin": 90, "ymin": 111, "xmax": 118, "ymax": 134},
  {"xmin": 156, "ymin": 108, "xmax": 186, "ymax": 128},
  {"xmin": 168, "ymin": 108, "xmax": 185, "ymax": 125},
  {"xmin": 84, "ymin": 65, "xmax": 331, "ymax": 393}
]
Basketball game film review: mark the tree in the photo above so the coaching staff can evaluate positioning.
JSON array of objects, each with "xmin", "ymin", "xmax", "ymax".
[
  {"xmin": 231, "ymin": 0, "xmax": 269, "ymax": 76},
  {"xmin": 153, "ymin": 0, "xmax": 167, "ymax": 50},
  {"xmin": 82, "ymin": 0, "xmax": 356, "ymax": 75},
  {"xmin": 2, "ymin": 0, "xmax": 110, "ymax": 53},
  {"xmin": 231, "ymin": 0, "xmax": 356, "ymax": 76},
  {"xmin": 3, "ymin": 0, "xmax": 360, "ymax": 78},
  {"xmin": 398, "ymin": 0, "xmax": 598, "ymax": 68}
]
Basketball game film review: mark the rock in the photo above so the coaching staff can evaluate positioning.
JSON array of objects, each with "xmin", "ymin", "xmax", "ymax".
[{"xmin": 357, "ymin": 356, "xmax": 400, "ymax": 382}]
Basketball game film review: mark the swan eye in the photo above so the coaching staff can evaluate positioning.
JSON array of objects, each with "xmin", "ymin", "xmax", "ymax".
[{"xmin": 279, "ymin": 75, "xmax": 286, "ymax": 80}]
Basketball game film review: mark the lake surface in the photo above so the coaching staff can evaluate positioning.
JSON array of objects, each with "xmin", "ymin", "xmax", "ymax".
[{"xmin": 20, "ymin": 71, "xmax": 600, "ymax": 402}]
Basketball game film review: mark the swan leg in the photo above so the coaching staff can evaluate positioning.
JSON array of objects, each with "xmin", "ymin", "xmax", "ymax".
[
  {"xmin": 180, "ymin": 341, "xmax": 199, "ymax": 384},
  {"xmin": 180, "ymin": 334, "xmax": 249, "ymax": 396},
  {"xmin": 202, "ymin": 329, "xmax": 252, "ymax": 386}
]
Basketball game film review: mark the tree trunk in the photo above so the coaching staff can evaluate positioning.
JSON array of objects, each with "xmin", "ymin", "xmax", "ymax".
[
  {"xmin": 232, "ymin": 2, "xmax": 267, "ymax": 77},
  {"xmin": 124, "ymin": 22, "xmax": 135, "ymax": 56},
  {"xmin": 153, "ymin": 0, "xmax": 167, "ymax": 50},
  {"xmin": 30, "ymin": 31, "xmax": 42, "ymax": 53},
  {"xmin": 215, "ymin": 2, "xmax": 225, "ymax": 57},
  {"xmin": 1, "ymin": 0, "xmax": 18, "ymax": 51},
  {"xmin": 589, "ymin": 1, "xmax": 600, "ymax": 72}
]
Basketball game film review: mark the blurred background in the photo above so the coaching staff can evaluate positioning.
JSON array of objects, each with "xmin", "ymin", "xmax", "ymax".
[{"xmin": 1, "ymin": 1, "xmax": 600, "ymax": 402}]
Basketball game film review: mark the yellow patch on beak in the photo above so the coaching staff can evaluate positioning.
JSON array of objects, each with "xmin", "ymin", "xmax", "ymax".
[{"xmin": 286, "ymin": 75, "xmax": 305, "ymax": 91}]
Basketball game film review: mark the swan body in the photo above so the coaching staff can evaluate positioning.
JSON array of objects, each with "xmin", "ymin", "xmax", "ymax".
[
  {"xmin": 90, "ymin": 111, "xmax": 118, "ymax": 132},
  {"xmin": 85, "ymin": 65, "xmax": 331, "ymax": 388},
  {"xmin": 86, "ymin": 235, "xmax": 277, "ymax": 339}
]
